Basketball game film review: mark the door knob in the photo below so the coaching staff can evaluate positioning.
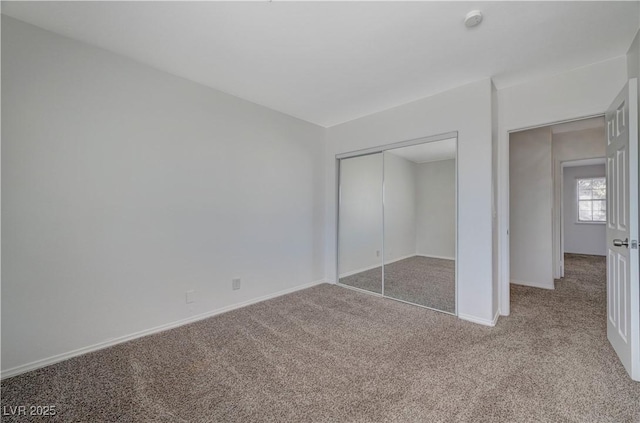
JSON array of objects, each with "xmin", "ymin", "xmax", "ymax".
[{"xmin": 613, "ymin": 238, "xmax": 629, "ymax": 248}]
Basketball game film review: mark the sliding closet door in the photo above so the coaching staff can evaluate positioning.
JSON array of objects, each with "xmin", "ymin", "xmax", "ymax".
[
  {"xmin": 383, "ymin": 139, "xmax": 457, "ymax": 313},
  {"xmin": 338, "ymin": 153, "xmax": 383, "ymax": 294}
]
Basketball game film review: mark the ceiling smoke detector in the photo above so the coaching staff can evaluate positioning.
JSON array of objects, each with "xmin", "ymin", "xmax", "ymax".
[{"xmin": 464, "ymin": 10, "xmax": 483, "ymax": 28}]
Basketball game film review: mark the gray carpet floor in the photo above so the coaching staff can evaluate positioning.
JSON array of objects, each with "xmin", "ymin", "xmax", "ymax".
[
  {"xmin": 2, "ymin": 254, "xmax": 639, "ymax": 422},
  {"xmin": 339, "ymin": 256, "xmax": 455, "ymax": 313}
]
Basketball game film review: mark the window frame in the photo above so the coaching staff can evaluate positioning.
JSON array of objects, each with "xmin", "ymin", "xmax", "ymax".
[{"xmin": 576, "ymin": 176, "xmax": 607, "ymax": 224}]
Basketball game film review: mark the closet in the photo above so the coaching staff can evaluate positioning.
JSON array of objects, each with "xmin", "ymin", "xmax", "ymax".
[{"xmin": 337, "ymin": 133, "xmax": 458, "ymax": 314}]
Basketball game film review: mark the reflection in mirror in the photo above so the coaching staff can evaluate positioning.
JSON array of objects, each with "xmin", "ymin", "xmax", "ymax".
[
  {"xmin": 383, "ymin": 138, "xmax": 456, "ymax": 313},
  {"xmin": 338, "ymin": 153, "xmax": 384, "ymax": 294}
]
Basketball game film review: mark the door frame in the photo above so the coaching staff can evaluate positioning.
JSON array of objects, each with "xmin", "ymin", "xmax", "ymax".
[{"xmin": 498, "ymin": 113, "xmax": 606, "ymax": 315}]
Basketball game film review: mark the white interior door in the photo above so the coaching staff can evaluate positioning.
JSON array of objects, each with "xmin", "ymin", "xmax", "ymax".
[{"xmin": 606, "ymin": 78, "xmax": 639, "ymax": 381}]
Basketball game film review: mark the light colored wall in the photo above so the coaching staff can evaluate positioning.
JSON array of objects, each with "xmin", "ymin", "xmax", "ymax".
[
  {"xmin": 339, "ymin": 152, "xmax": 454, "ymax": 275},
  {"xmin": 383, "ymin": 152, "xmax": 417, "ymax": 263},
  {"xmin": 552, "ymin": 126, "xmax": 606, "ymax": 274},
  {"xmin": 563, "ymin": 164, "xmax": 606, "ymax": 256},
  {"xmin": 338, "ymin": 154, "xmax": 383, "ymax": 275},
  {"xmin": 2, "ymin": 17, "xmax": 326, "ymax": 375},
  {"xmin": 326, "ymin": 78, "xmax": 495, "ymax": 325},
  {"xmin": 497, "ymin": 55, "xmax": 628, "ymax": 315},
  {"xmin": 509, "ymin": 127, "xmax": 554, "ymax": 289},
  {"xmin": 498, "ymin": 57, "xmax": 627, "ymax": 133},
  {"xmin": 415, "ymin": 159, "xmax": 455, "ymax": 260}
]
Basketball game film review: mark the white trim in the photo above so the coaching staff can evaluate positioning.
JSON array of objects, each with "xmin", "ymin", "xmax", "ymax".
[
  {"xmin": 382, "ymin": 153, "xmax": 386, "ymax": 297},
  {"xmin": 459, "ymin": 309, "xmax": 500, "ymax": 327},
  {"xmin": 335, "ymin": 158, "xmax": 341, "ymax": 285},
  {"xmin": 559, "ymin": 163, "xmax": 565, "ymax": 278},
  {"xmin": 575, "ymin": 176, "xmax": 607, "ymax": 223},
  {"xmin": 562, "ymin": 158, "xmax": 606, "ymax": 168},
  {"xmin": 336, "ymin": 131, "xmax": 458, "ymax": 160},
  {"xmin": 564, "ymin": 251, "xmax": 606, "ymax": 256},
  {"xmin": 338, "ymin": 263, "xmax": 381, "ymax": 278},
  {"xmin": 0, "ymin": 279, "xmax": 327, "ymax": 380},
  {"xmin": 385, "ymin": 254, "xmax": 420, "ymax": 264},
  {"xmin": 416, "ymin": 253, "xmax": 455, "ymax": 261},
  {"xmin": 506, "ymin": 114, "xmax": 605, "ymax": 134},
  {"xmin": 510, "ymin": 279, "xmax": 555, "ymax": 290},
  {"xmin": 338, "ymin": 254, "xmax": 418, "ymax": 278}
]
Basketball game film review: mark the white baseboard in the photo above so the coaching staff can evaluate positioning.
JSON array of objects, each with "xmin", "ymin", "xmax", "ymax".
[
  {"xmin": 1, "ymin": 279, "xmax": 327, "ymax": 380},
  {"xmin": 386, "ymin": 254, "xmax": 416, "ymax": 264},
  {"xmin": 416, "ymin": 254, "xmax": 455, "ymax": 261},
  {"xmin": 459, "ymin": 309, "xmax": 500, "ymax": 327},
  {"xmin": 511, "ymin": 279, "xmax": 555, "ymax": 290},
  {"xmin": 339, "ymin": 263, "xmax": 381, "ymax": 278},
  {"xmin": 564, "ymin": 251, "xmax": 606, "ymax": 257},
  {"xmin": 338, "ymin": 254, "xmax": 415, "ymax": 278}
]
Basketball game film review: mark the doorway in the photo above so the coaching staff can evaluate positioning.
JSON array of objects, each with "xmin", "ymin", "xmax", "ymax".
[
  {"xmin": 509, "ymin": 117, "xmax": 606, "ymax": 290},
  {"xmin": 500, "ymin": 80, "xmax": 640, "ymax": 381}
]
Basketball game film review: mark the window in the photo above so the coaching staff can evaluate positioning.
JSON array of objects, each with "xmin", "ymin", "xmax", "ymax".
[{"xmin": 577, "ymin": 177, "xmax": 606, "ymax": 223}]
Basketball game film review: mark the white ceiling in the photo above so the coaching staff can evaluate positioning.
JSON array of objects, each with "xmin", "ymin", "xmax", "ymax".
[
  {"xmin": 3, "ymin": 1, "xmax": 639, "ymax": 127},
  {"xmin": 387, "ymin": 138, "xmax": 456, "ymax": 164}
]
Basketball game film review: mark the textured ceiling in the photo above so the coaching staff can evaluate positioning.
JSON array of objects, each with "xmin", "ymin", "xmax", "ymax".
[{"xmin": 3, "ymin": 1, "xmax": 638, "ymax": 127}]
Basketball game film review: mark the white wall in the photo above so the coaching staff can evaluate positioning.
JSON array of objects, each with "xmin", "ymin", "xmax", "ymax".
[
  {"xmin": 552, "ymin": 126, "xmax": 606, "ymax": 274},
  {"xmin": 509, "ymin": 127, "xmax": 554, "ymax": 289},
  {"xmin": 338, "ymin": 154, "xmax": 383, "ymax": 275},
  {"xmin": 563, "ymin": 164, "xmax": 606, "ymax": 256},
  {"xmin": 415, "ymin": 159, "xmax": 455, "ymax": 260},
  {"xmin": 383, "ymin": 152, "xmax": 417, "ymax": 263},
  {"xmin": 326, "ymin": 78, "xmax": 495, "ymax": 325},
  {"xmin": 497, "ymin": 56, "xmax": 629, "ymax": 314},
  {"xmin": 339, "ymin": 152, "xmax": 455, "ymax": 274},
  {"xmin": 2, "ymin": 17, "xmax": 326, "ymax": 375}
]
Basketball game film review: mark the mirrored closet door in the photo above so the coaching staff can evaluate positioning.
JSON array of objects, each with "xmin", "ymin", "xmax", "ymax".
[
  {"xmin": 338, "ymin": 153, "xmax": 383, "ymax": 294},
  {"xmin": 337, "ymin": 135, "xmax": 457, "ymax": 314}
]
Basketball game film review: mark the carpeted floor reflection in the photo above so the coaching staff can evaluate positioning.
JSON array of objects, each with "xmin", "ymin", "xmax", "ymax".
[{"xmin": 339, "ymin": 256, "xmax": 455, "ymax": 312}]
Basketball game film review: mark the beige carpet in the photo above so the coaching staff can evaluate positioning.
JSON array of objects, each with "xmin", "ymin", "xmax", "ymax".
[
  {"xmin": 339, "ymin": 256, "xmax": 455, "ymax": 313},
  {"xmin": 2, "ymin": 254, "xmax": 639, "ymax": 422}
]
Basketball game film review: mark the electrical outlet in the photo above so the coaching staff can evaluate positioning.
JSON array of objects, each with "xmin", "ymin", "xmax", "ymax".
[
  {"xmin": 185, "ymin": 290, "xmax": 195, "ymax": 304},
  {"xmin": 376, "ymin": 250, "xmax": 380, "ymax": 257},
  {"xmin": 232, "ymin": 278, "xmax": 241, "ymax": 290}
]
